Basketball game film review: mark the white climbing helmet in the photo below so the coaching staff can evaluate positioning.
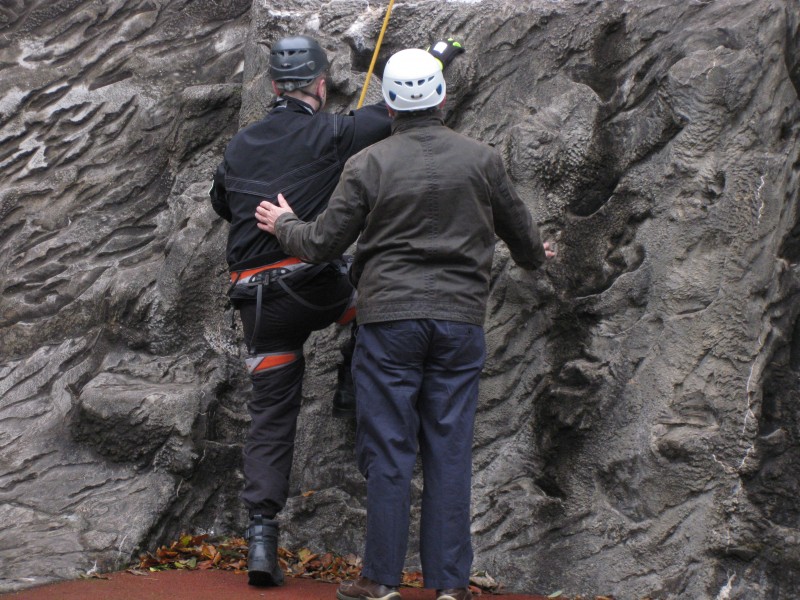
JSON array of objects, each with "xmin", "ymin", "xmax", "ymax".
[{"xmin": 382, "ymin": 48, "xmax": 446, "ymax": 111}]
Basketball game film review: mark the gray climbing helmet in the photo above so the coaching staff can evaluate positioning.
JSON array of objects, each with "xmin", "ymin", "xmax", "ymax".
[{"xmin": 269, "ymin": 36, "xmax": 329, "ymax": 91}]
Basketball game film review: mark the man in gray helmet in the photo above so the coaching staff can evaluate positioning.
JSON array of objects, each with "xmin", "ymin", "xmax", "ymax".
[{"xmin": 209, "ymin": 35, "xmax": 465, "ymax": 588}]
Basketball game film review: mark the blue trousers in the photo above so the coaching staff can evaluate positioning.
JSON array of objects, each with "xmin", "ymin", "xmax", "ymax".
[{"xmin": 353, "ymin": 319, "xmax": 486, "ymax": 589}]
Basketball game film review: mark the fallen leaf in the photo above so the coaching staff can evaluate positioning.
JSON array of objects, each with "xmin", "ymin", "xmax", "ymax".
[
  {"xmin": 79, "ymin": 572, "xmax": 109, "ymax": 580},
  {"xmin": 125, "ymin": 569, "xmax": 149, "ymax": 576},
  {"xmin": 402, "ymin": 571, "xmax": 424, "ymax": 587},
  {"xmin": 298, "ymin": 548, "xmax": 318, "ymax": 564},
  {"xmin": 470, "ymin": 572, "xmax": 499, "ymax": 591}
]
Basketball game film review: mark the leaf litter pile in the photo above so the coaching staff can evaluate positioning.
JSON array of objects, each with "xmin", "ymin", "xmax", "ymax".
[
  {"xmin": 132, "ymin": 533, "xmax": 636, "ymax": 599},
  {"xmin": 134, "ymin": 533, "xmax": 495, "ymax": 592}
]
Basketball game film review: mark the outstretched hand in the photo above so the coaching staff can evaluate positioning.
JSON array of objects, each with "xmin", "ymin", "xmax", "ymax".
[
  {"xmin": 428, "ymin": 38, "xmax": 464, "ymax": 70},
  {"xmin": 255, "ymin": 193, "xmax": 294, "ymax": 234},
  {"xmin": 544, "ymin": 241, "xmax": 556, "ymax": 259}
]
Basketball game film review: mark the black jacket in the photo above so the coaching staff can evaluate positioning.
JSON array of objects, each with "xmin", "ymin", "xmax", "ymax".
[{"xmin": 210, "ymin": 96, "xmax": 392, "ymax": 270}]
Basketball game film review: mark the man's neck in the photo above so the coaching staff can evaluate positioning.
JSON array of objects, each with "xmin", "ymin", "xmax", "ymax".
[{"xmin": 284, "ymin": 91, "xmax": 320, "ymax": 113}]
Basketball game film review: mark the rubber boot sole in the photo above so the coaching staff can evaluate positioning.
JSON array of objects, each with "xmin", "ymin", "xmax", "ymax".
[{"xmin": 248, "ymin": 569, "xmax": 283, "ymax": 587}]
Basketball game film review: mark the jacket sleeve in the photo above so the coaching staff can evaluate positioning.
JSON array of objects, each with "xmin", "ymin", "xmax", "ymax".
[
  {"xmin": 489, "ymin": 151, "xmax": 546, "ymax": 270},
  {"xmin": 274, "ymin": 160, "xmax": 368, "ymax": 263},
  {"xmin": 209, "ymin": 162, "xmax": 232, "ymax": 222},
  {"xmin": 336, "ymin": 102, "xmax": 392, "ymax": 161}
]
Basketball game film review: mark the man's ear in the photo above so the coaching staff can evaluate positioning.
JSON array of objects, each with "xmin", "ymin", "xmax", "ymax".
[
  {"xmin": 271, "ymin": 81, "xmax": 280, "ymax": 95},
  {"xmin": 316, "ymin": 77, "xmax": 327, "ymax": 109}
]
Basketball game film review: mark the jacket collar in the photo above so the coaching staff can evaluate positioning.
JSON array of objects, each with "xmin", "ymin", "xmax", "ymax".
[
  {"xmin": 391, "ymin": 110, "xmax": 445, "ymax": 134},
  {"xmin": 271, "ymin": 95, "xmax": 316, "ymax": 115}
]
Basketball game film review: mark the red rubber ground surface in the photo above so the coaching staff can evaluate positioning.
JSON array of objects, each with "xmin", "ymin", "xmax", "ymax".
[{"xmin": 0, "ymin": 570, "xmax": 551, "ymax": 600}]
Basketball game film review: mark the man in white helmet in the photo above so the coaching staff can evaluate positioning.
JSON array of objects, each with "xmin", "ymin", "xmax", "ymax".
[{"xmin": 255, "ymin": 47, "xmax": 554, "ymax": 600}]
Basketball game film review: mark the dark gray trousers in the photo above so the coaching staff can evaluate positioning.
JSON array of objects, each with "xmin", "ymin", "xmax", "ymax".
[{"xmin": 235, "ymin": 266, "xmax": 354, "ymax": 517}]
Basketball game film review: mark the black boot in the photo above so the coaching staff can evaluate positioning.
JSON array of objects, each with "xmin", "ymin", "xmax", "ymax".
[
  {"xmin": 245, "ymin": 514, "xmax": 284, "ymax": 587},
  {"xmin": 332, "ymin": 363, "xmax": 356, "ymax": 419}
]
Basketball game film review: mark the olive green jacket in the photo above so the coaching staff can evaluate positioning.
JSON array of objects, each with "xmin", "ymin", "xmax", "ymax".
[{"xmin": 274, "ymin": 111, "xmax": 546, "ymax": 326}]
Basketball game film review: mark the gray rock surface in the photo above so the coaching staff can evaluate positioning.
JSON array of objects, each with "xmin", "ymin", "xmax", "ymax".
[{"xmin": 1, "ymin": 1, "xmax": 799, "ymax": 598}]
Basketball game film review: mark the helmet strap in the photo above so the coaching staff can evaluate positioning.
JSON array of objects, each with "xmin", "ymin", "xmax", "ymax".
[
  {"xmin": 297, "ymin": 89, "xmax": 324, "ymax": 112},
  {"xmin": 276, "ymin": 78, "xmax": 325, "ymax": 113}
]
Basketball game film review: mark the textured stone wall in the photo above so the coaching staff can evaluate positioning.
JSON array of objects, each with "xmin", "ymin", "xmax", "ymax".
[{"xmin": 1, "ymin": 1, "xmax": 799, "ymax": 598}]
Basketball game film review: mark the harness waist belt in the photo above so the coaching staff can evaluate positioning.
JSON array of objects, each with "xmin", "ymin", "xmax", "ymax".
[{"xmin": 230, "ymin": 257, "xmax": 309, "ymax": 286}]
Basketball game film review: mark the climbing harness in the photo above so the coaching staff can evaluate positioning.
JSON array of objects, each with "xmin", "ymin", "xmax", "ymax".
[
  {"xmin": 245, "ymin": 350, "xmax": 303, "ymax": 375},
  {"xmin": 229, "ymin": 257, "xmax": 309, "ymax": 287},
  {"xmin": 229, "ymin": 256, "xmax": 353, "ymax": 355},
  {"xmin": 357, "ymin": 0, "xmax": 395, "ymax": 109},
  {"xmin": 229, "ymin": 257, "xmax": 315, "ymax": 353},
  {"xmin": 336, "ymin": 296, "xmax": 357, "ymax": 325}
]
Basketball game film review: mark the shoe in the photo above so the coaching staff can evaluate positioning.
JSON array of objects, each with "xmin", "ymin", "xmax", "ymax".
[
  {"xmin": 436, "ymin": 589, "xmax": 472, "ymax": 600},
  {"xmin": 336, "ymin": 576, "xmax": 401, "ymax": 600},
  {"xmin": 332, "ymin": 363, "xmax": 356, "ymax": 419},
  {"xmin": 245, "ymin": 514, "xmax": 284, "ymax": 587}
]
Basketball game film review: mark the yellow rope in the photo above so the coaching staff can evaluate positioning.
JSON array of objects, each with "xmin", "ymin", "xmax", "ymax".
[{"xmin": 356, "ymin": 0, "xmax": 395, "ymax": 109}]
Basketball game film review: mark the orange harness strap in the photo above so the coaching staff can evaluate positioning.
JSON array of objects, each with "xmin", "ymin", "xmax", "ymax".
[
  {"xmin": 245, "ymin": 350, "xmax": 302, "ymax": 375},
  {"xmin": 336, "ymin": 292, "xmax": 357, "ymax": 325},
  {"xmin": 231, "ymin": 257, "xmax": 304, "ymax": 285}
]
